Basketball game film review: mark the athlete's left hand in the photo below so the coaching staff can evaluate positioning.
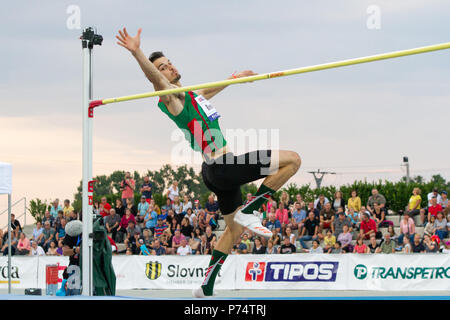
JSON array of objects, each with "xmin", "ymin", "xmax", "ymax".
[{"xmin": 234, "ymin": 70, "xmax": 258, "ymax": 78}]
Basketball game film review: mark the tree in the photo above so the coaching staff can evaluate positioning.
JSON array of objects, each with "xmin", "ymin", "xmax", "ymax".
[{"xmin": 28, "ymin": 198, "xmax": 49, "ymax": 223}]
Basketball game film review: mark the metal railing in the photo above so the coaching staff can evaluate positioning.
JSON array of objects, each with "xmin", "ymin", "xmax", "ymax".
[{"xmin": 0, "ymin": 197, "xmax": 26, "ymax": 230}]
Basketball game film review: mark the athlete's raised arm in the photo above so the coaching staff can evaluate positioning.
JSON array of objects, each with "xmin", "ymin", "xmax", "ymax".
[
  {"xmin": 116, "ymin": 28, "xmax": 171, "ymax": 91},
  {"xmin": 195, "ymin": 70, "xmax": 258, "ymax": 100}
]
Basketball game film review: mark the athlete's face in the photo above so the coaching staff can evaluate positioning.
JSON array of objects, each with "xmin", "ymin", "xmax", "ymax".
[{"xmin": 153, "ymin": 56, "xmax": 181, "ymax": 83}]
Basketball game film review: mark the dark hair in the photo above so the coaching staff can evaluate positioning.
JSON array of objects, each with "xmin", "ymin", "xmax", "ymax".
[{"xmin": 149, "ymin": 51, "xmax": 165, "ymax": 63}]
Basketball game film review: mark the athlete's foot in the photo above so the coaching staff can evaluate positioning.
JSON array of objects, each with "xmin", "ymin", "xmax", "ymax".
[
  {"xmin": 192, "ymin": 287, "xmax": 217, "ymax": 298},
  {"xmin": 234, "ymin": 210, "xmax": 272, "ymax": 238}
]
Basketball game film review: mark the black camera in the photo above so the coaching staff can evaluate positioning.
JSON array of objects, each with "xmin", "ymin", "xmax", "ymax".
[{"xmin": 81, "ymin": 27, "xmax": 103, "ymax": 48}]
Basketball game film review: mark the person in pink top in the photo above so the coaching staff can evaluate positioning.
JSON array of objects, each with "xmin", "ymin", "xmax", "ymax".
[
  {"xmin": 116, "ymin": 208, "xmax": 136, "ymax": 242},
  {"xmin": 275, "ymin": 202, "xmax": 290, "ymax": 234},
  {"xmin": 17, "ymin": 232, "xmax": 31, "ymax": 255},
  {"xmin": 397, "ymin": 212, "xmax": 416, "ymax": 245},
  {"xmin": 353, "ymin": 236, "xmax": 368, "ymax": 254},
  {"xmin": 120, "ymin": 171, "xmax": 136, "ymax": 206}
]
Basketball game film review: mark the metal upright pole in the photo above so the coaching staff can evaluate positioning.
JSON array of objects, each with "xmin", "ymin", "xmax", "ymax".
[
  {"xmin": 7, "ymin": 193, "xmax": 11, "ymax": 294},
  {"xmin": 81, "ymin": 27, "xmax": 102, "ymax": 297}
]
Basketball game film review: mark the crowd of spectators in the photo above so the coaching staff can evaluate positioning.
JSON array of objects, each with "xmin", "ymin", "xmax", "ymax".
[{"xmin": 2, "ymin": 177, "xmax": 450, "ymax": 257}]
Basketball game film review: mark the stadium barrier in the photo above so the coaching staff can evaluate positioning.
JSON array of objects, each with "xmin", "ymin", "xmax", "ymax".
[{"xmin": 0, "ymin": 254, "xmax": 449, "ymax": 291}]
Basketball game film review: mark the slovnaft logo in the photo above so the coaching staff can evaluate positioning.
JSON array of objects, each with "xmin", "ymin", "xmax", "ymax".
[{"xmin": 145, "ymin": 262, "xmax": 221, "ymax": 280}]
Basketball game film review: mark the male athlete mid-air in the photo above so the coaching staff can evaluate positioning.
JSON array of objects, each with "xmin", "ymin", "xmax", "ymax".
[{"xmin": 116, "ymin": 27, "xmax": 301, "ymax": 297}]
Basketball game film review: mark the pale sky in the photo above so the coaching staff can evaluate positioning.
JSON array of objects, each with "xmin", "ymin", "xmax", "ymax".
[{"xmin": 1, "ymin": 0, "xmax": 449, "ymax": 226}]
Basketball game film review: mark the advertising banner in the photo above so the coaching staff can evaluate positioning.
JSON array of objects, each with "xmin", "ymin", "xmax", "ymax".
[{"xmin": 0, "ymin": 257, "xmax": 39, "ymax": 289}]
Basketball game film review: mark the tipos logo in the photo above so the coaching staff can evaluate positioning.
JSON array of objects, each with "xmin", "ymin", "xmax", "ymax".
[
  {"xmin": 354, "ymin": 264, "xmax": 368, "ymax": 280},
  {"xmin": 146, "ymin": 261, "xmax": 162, "ymax": 280}
]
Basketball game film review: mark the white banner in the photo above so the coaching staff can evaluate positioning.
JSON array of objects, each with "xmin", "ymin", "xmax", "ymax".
[
  {"xmin": 0, "ymin": 257, "xmax": 38, "ymax": 289},
  {"xmin": 112, "ymin": 255, "xmax": 236, "ymax": 290},
  {"xmin": 0, "ymin": 162, "xmax": 12, "ymax": 194},
  {"xmin": 347, "ymin": 253, "xmax": 450, "ymax": 291},
  {"xmin": 234, "ymin": 254, "xmax": 348, "ymax": 290}
]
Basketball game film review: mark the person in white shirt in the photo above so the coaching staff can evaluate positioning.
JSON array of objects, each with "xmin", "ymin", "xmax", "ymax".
[
  {"xmin": 427, "ymin": 188, "xmax": 442, "ymax": 207},
  {"xmin": 177, "ymin": 239, "xmax": 192, "ymax": 256},
  {"xmin": 29, "ymin": 241, "xmax": 45, "ymax": 256},
  {"xmin": 166, "ymin": 181, "xmax": 179, "ymax": 202}
]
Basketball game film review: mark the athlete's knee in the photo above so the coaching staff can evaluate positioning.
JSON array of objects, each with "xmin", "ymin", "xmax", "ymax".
[{"xmin": 289, "ymin": 151, "xmax": 301, "ymax": 172}]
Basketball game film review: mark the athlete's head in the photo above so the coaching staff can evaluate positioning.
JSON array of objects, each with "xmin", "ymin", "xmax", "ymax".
[{"xmin": 149, "ymin": 51, "xmax": 181, "ymax": 84}]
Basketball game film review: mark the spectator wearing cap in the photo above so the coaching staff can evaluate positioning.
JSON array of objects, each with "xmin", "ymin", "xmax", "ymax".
[
  {"xmin": 366, "ymin": 189, "xmax": 387, "ymax": 215},
  {"xmin": 427, "ymin": 188, "xmax": 442, "ymax": 207},
  {"xmin": 154, "ymin": 218, "xmax": 169, "ymax": 238},
  {"xmin": 439, "ymin": 191, "xmax": 448, "ymax": 208},
  {"xmin": 428, "ymin": 195, "xmax": 443, "ymax": 222},
  {"xmin": 136, "ymin": 195, "xmax": 150, "ymax": 225},
  {"xmin": 397, "ymin": 212, "xmax": 416, "ymax": 245}
]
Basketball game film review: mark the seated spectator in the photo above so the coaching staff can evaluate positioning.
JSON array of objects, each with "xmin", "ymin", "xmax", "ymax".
[
  {"xmin": 62, "ymin": 199, "xmax": 74, "ymax": 219},
  {"xmin": 154, "ymin": 218, "xmax": 169, "ymax": 238},
  {"xmin": 40, "ymin": 221, "xmax": 56, "ymax": 252},
  {"xmin": 204, "ymin": 226, "xmax": 217, "ymax": 250},
  {"xmin": 143, "ymin": 204, "xmax": 158, "ymax": 235},
  {"xmin": 29, "ymin": 240, "xmax": 45, "ymax": 256},
  {"xmin": 138, "ymin": 239, "xmax": 151, "ymax": 256},
  {"xmin": 346, "ymin": 207, "xmax": 360, "ymax": 230},
  {"xmin": 347, "ymin": 190, "xmax": 361, "ymax": 212},
  {"xmin": 427, "ymin": 188, "xmax": 442, "ymax": 207},
  {"xmin": 308, "ymin": 239, "xmax": 323, "ymax": 254},
  {"xmin": 46, "ymin": 241, "xmax": 59, "ymax": 256},
  {"xmin": 372, "ymin": 203, "xmax": 393, "ymax": 228},
  {"xmin": 151, "ymin": 239, "xmax": 166, "ymax": 256},
  {"xmin": 125, "ymin": 198, "xmax": 137, "ymax": 216},
  {"xmin": 386, "ymin": 225, "xmax": 397, "ymax": 243},
  {"xmin": 42, "ymin": 211, "xmax": 55, "ymax": 229},
  {"xmin": 330, "ymin": 191, "xmax": 346, "ymax": 213},
  {"xmin": 294, "ymin": 193, "xmax": 306, "ymax": 211},
  {"xmin": 252, "ymin": 237, "xmax": 266, "ymax": 254},
  {"xmin": 32, "ymin": 222, "xmax": 44, "ymax": 245},
  {"xmin": 204, "ymin": 194, "xmax": 220, "ymax": 230},
  {"xmin": 314, "ymin": 194, "xmax": 329, "ymax": 211},
  {"xmin": 424, "ymin": 215, "xmax": 436, "ymax": 237},
  {"xmin": 172, "ymin": 229, "xmax": 186, "ymax": 253},
  {"xmin": 181, "ymin": 195, "xmax": 193, "ymax": 214},
  {"xmin": 401, "ymin": 236, "xmax": 412, "ymax": 254},
  {"xmin": 434, "ymin": 211, "xmax": 448, "ymax": 241},
  {"xmin": 185, "ymin": 208, "xmax": 197, "ymax": 229},
  {"xmin": 165, "ymin": 180, "xmax": 179, "ymax": 202},
  {"xmin": 283, "ymin": 227, "xmax": 296, "ymax": 246},
  {"xmin": 366, "ymin": 188, "xmax": 387, "ymax": 214},
  {"xmin": 360, "ymin": 213, "xmax": 378, "ymax": 240},
  {"xmin": 264, "ymin": 211, "xmax": 281, "ymax": 235},
  {"xmin": 105, "ymin": 208, "xmax": 121, "ymax": 242},
  {"xmin": 306, "ymin": 201, "xmax": 320, "ymax": 219},
  {"xmin": 397, "ymin": 212, "xmax": 416, "ymax": 245},
  {"xmin": 159, "ymin": 231, "xmax": 173, "ymax": 254},
  {"xmin": 279, "ymin": 191, "xmax": 292, "ymax": 211},
  {"xmin": 240, "ymin": 233, "xmax": 252, "ymax": 253},
  {"xmin": 334, "ymin": 211, "xmax": 353, "ymax": 237},
  {"xmin": 378, "ymin": 233, "xmax": 395, "ymax": 254},
  {"xmin": 275, "ymin": 202, "xmax": 289, "ymax": 234},
  {"xmin": 114, "ymin": 198, "xmax": 125, "ymax": 218},
  {"xmin": 99, "ymin": 196, "xmax": 112, "ymax": 218},
  {"xmin": 125, "ymin": 223, "xmax": 142, "ymax": 254},
  {"xmin": 55, "ymin": 219, "xmax": 66, "ymax": 242},
  {"xmin": 289, "ymin": 201, "xmax": 307, "ymax": 232},
  {"xmin": 423, "ymin": 234, "xmax": 439, "ymax": 253},
  {"xmin": 180, "ymin": 217, "xmax": 194, "ymax": 240},
  {"xmin": 56, "ymin": 239, "xmax": 64, "ymax": 256},
  {"xmin": 140, "ymin": 228, "xmax": 153, "ymax": 246},
  {"xmin": 49, "ymin": 199, "xmax": 63, "ymax": 218},
  {"xmin": 411, "ymin": 234, "xmax": 425, "ymax": 253},
  {"xmin": 17, "ymin": 232, "xmax": 31, "ymax": 255},
  {"xmin": 323, "ymin": 230, "xmax": 336, "ymax": 252},
  {"xmin": 177, "ymin": 238, "xmax": 192, "ymax": 255},
  {"xmin": 298, "ymin": 211, "xmax": 320, "ymax": 249},
  {"xmin": 1, "ymin": 231, "xmax": 18, "ymax": 256},
  {"xmin": 266, "ymin": 196, "xmax": 277, "ymax": 218},
  {"xmin": 353, "ymin": 236, "xmax": 368, "ymax": 254},
  {"xmin": 278, "ymin": 236, "xmax": 297, "ymax": 254},
  {"xmin": 406, "ymin": 187, "xmax": 422, "ymax": 217},
  {"xmin": 337, "ymin": 224, "xmax": 354, "ymax": 253},
  {"xmin": 269, "ymin": 229, "xmax": 281, "ymax": 247},
  {"xmin": 367, "ymin": 234, "xmax": 380, "ymax": 253},
  {"xmin": 328, "ymin": 241, "xmax": 342, "ymax": 254},
  {"xmin": 192, "ymin": 199, "xmax": 202, "ymax": 215},
  {"xmin": 266, "ymin": 239, "xmax": 277, "ymax": 254},
  {"xmin": 197, "ymin": 209, "xmax": 208, "ymax": 232},
  {"xmin": 116, "ymin": 208, "xmax": 136, "ymax": 243},
  {"xmin": 440, "ymin": 191, "xmax": 448, "ymax": 208},
  {"xmin": 196, "ymin": 234, "xmax": 210, "ymax": 255},
  {"xmin": 319, "ymin": 202, "xmax": 335, "ymax": 233},
  {"xmin": 136, "ymin": 195, "xmax": 150, "ymax": 225},
  {"xmin": 442, "ymin": 240, "xmax": 450, "ymax": 254},
  {"xmin": 428, "ymin": 195, "xmax": 443, "ymax": 222}
]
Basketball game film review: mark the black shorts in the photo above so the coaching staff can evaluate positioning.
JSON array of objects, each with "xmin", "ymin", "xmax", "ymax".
[{"xmin": 201, "ymin": 150, "xmax": 272, "ymax": 215}]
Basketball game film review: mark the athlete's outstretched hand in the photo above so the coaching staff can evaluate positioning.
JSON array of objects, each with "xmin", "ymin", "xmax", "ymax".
[
  {"xmin": 234, "ymin": 70, "xmax": 258, "ymax": 78},
  {"xmin": 116, "ymin": 27, "xmax": 142, "ymax": 54}
]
